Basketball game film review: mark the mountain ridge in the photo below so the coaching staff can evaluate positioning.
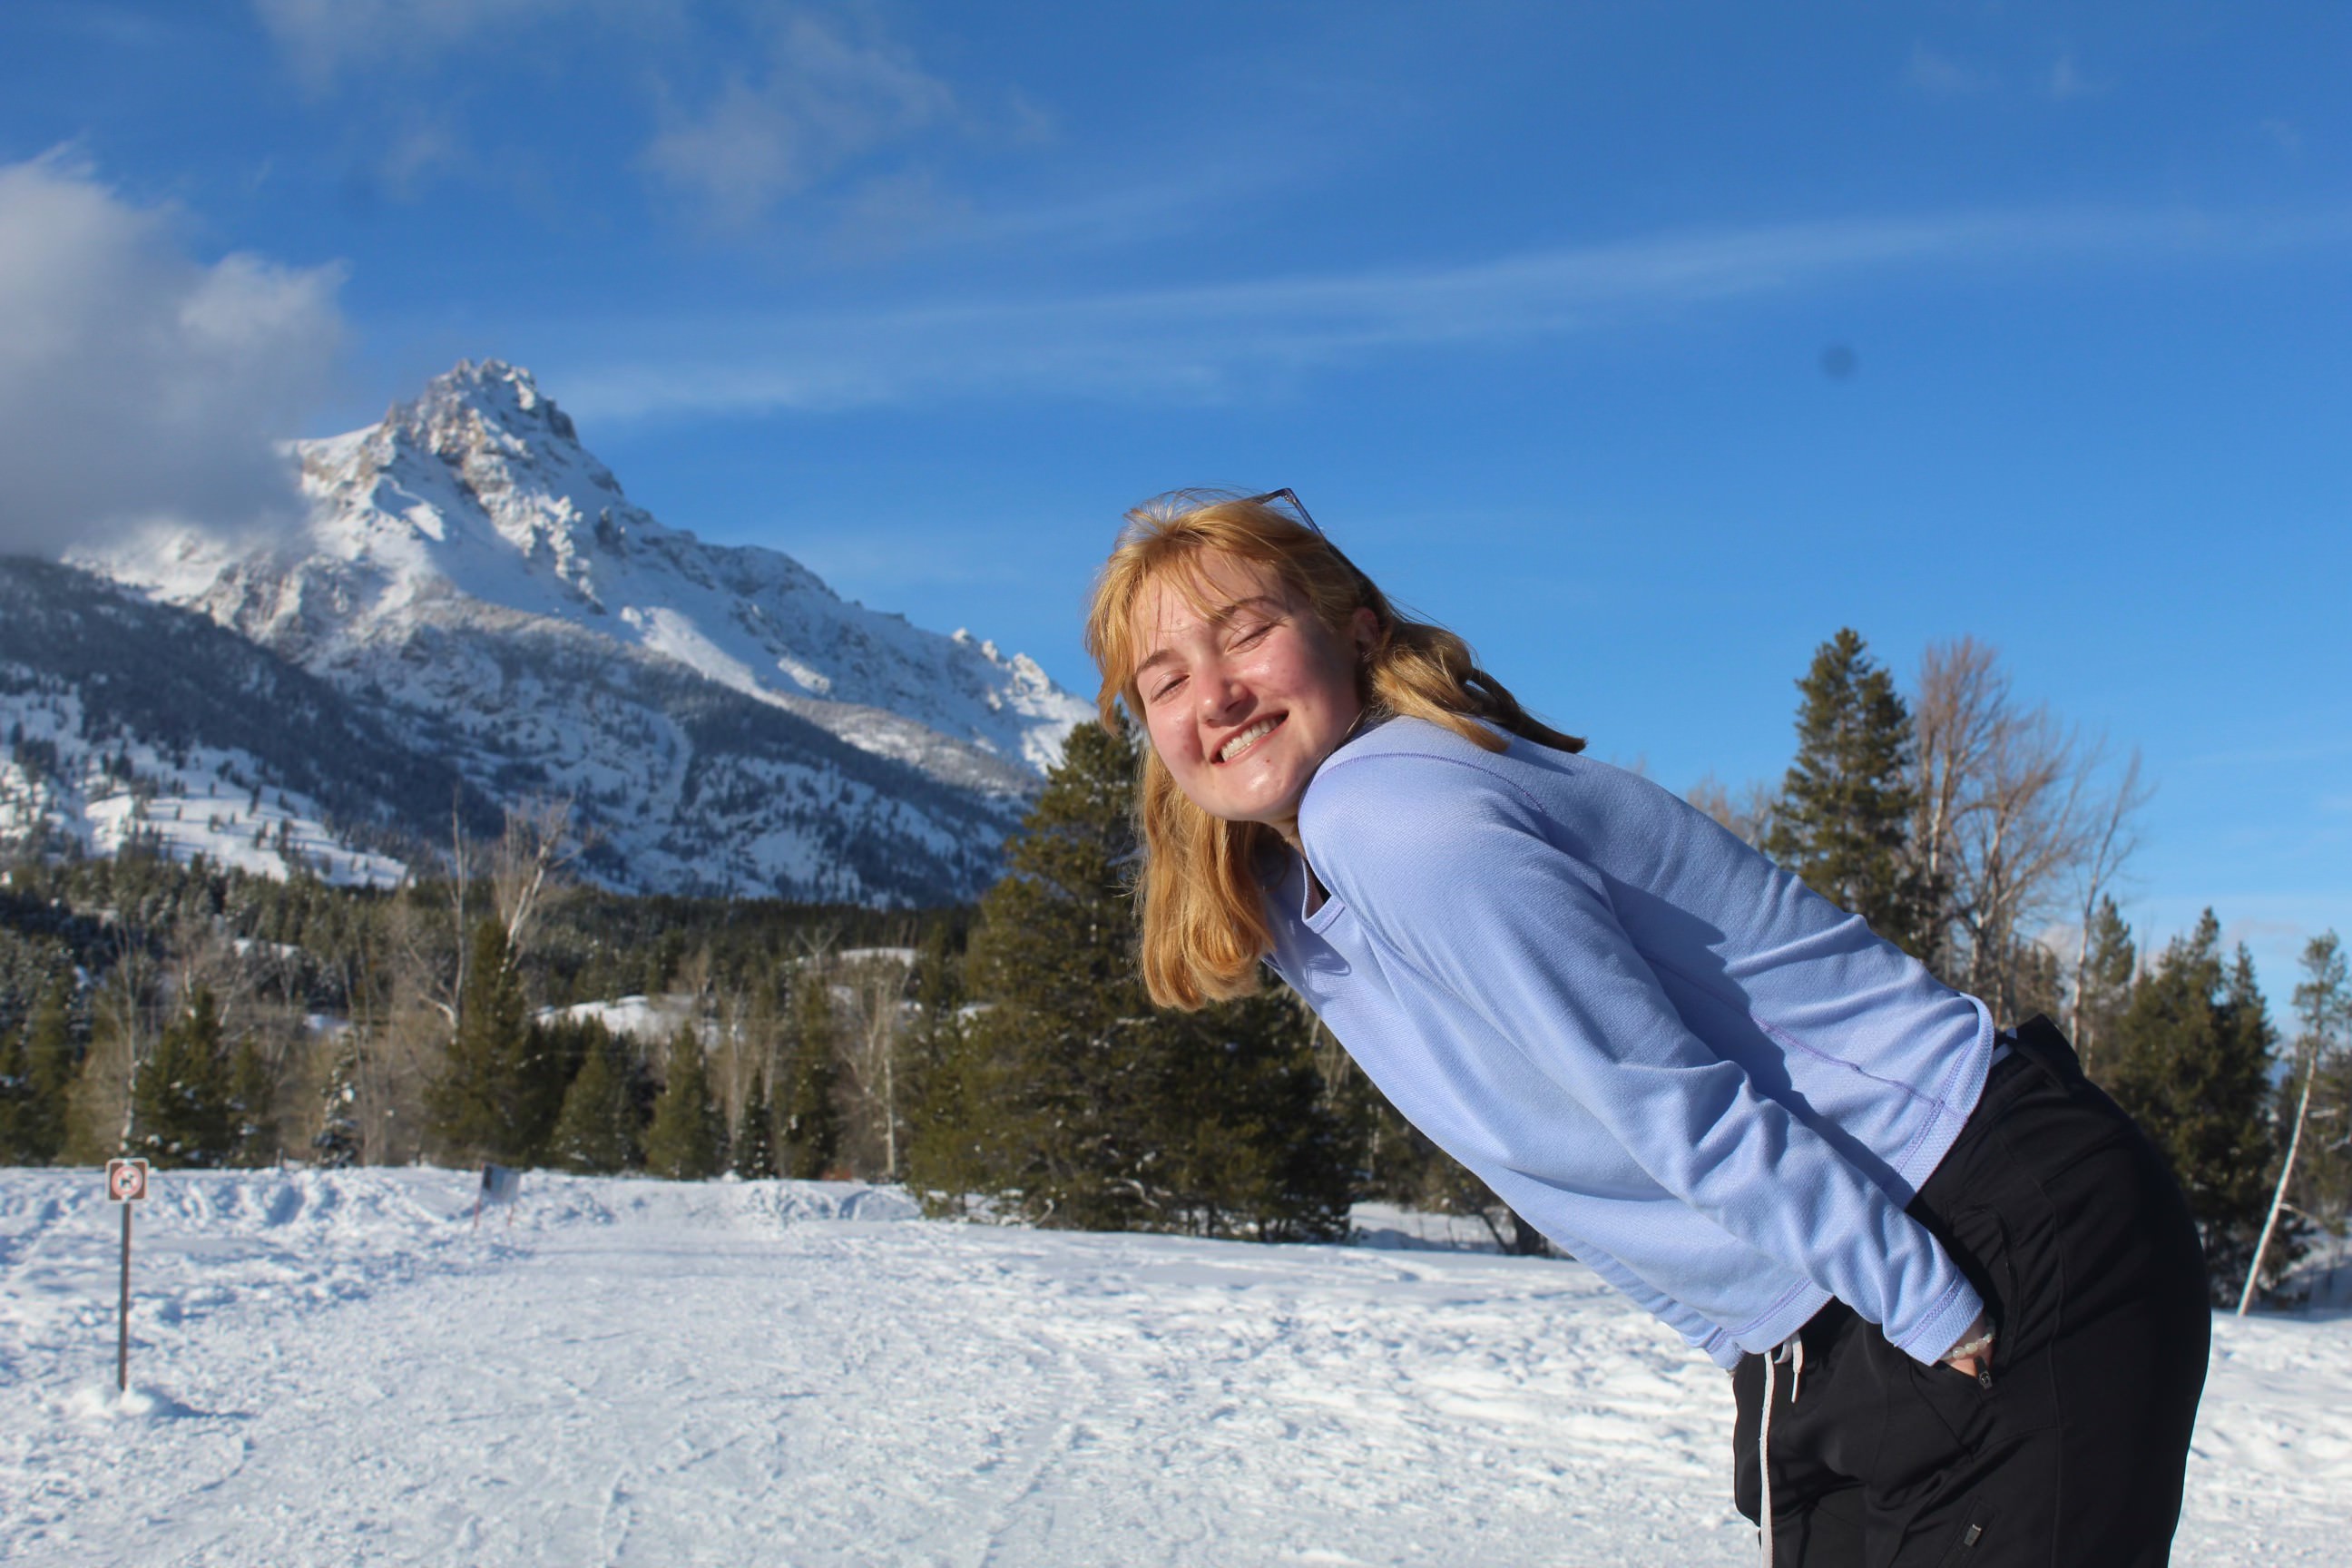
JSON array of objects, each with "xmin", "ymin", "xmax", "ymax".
[{"xmin": 50, "ymin": 360, "xmax": 1093, "ymax": 904}]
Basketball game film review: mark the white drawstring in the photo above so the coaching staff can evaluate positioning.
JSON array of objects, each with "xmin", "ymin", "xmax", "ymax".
[{"xmin": 1759, "ymin": 1334, "xmax": 1805, "ymax": 1567}]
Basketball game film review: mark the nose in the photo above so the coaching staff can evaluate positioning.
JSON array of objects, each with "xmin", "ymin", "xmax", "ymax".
[{"xmin": 1196, "ymin": 664, "xmax": 1250, "ymax": 725}]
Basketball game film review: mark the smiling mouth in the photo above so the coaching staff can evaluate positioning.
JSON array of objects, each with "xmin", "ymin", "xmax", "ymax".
[{"xmin": 1217, "ymin": 714, "xmax": 1285, "ymax": 764}]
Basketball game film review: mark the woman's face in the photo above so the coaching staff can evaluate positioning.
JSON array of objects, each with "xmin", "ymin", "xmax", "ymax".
[{"xmin": 1132, "ymin": 550, "xmax": 1375, "ymax": 846}]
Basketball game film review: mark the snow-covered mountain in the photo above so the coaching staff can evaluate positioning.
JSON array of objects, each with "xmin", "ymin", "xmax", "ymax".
[
  {"xmin": 0, "ymin": 557, "xmax": 498, "ymax": 884},
  {"xmin": 64, "ymin": 360, "xmax": 1093, "ymax": 904}
]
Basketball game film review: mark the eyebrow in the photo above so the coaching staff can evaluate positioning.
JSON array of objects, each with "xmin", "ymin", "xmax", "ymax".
[{"xmin": 1133, "ymin": 593, "xmax": 1288, "ymax": 681}]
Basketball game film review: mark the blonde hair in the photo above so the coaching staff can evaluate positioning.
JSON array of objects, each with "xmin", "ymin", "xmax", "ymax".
[{"xmin": 1084, "ymin": 489, "xmax": 1583, "ymax": 1009}]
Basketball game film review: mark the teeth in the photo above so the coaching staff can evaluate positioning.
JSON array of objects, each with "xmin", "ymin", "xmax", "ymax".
[{"xmin": 1219, "ymin": 717, "xmax": 1279, "ymax": 763}]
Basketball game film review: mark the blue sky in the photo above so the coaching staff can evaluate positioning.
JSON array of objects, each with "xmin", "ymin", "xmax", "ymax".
[{"xmin": 3, "ymin": 2, "xmax": 2346, "ymax": 1001}]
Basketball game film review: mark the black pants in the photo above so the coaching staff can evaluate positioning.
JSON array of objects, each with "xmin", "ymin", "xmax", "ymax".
[{"xmin": 1730, "ymin": 1017, "xmax": 2210, "ymax": 1565}]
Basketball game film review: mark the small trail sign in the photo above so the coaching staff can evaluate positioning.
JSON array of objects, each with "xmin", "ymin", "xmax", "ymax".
[
  {"xmin": 106, "ymin": 1158, "xmax": 150, "ymax": 1203},
  {"xmin": 473, "ymin": 1162, "xmax": 523, "ymax": 1232},
  {"xmin": 105, "ymin": 1159, "xmax": 151, "ymax": 1391}
]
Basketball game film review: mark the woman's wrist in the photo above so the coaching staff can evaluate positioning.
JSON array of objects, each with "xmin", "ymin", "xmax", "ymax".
[{"xmin": 1938, "ymin": 1314, "xmax": 1996, "ymax": 1364}]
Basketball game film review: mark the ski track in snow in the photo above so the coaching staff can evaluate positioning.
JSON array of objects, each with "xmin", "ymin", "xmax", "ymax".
[{"xmin": 1, "ymin": 1171, "xmax": 2344, "ymax": 1566}]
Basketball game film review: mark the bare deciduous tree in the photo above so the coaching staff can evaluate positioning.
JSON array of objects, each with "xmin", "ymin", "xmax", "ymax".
[
  {"xmin": 2069, "ymin": 748, "xmax": 2152, "ymax": 1054},
  {"xmin": 1685, "ymin": 772, "xmax": 1776, "ymax": 848},
  {"xmin": 489, "ymin": 797, "xmax": 583, "ymax": 963},
  {"xmin": 835, "ymin": 946, "xmax": 916, "ymax": 1180},
  {"xmin": 1910, "ymin": 638, "xmax": 2150, "ymax": 1024}
]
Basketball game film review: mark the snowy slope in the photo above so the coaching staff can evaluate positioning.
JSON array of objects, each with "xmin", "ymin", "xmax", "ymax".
[
  {"xmin": 3, "ymin": 1168, "xmax": 2344, "ymax": 1566},
  {"xmin": 74, "ymin": 360, "xmax": 1094, "ymax": 904},
  {"xmin": 0, "ymin": 558, "xmax": 494, "ymax": 887}
]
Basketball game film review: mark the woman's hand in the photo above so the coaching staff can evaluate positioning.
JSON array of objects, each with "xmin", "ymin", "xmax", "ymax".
[{"xmin": 1938, "ymin": 1313, "xmax": 1996, "ymax": 1380}]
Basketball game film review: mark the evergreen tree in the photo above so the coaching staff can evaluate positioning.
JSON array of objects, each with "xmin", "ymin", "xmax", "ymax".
[
  {"xmin": 132, "ymin": 987, "xmax": 236, "ymax": 1168},
  {"xmin": 426, "ymin": 918, "xmax": 572, "ymax": 1165},
  {"xmin": 228, "ymin": 1036, "xmax": 277, "ymax": 1167},
  {"xmin": 731, "ymin": 1066, "xmax": 779, "ymax": 1179},
  {"xmin": 643, "ymin": 1026, "xmax": 726, "ymax": 1181},
  {"xmin": 1763, "ymin": 629, "xmax": 1934, "ymax": 956},
  {"xmin": 937, "ymin": 720, "xmax": 1357, "ymax": 1240},
  {"xmin": 779, "ymin": 976, "xmax": 842, "ymax": 1180},
  {"xmin": 2104, "ymin": 911, "xmax": 2281, "ymax": 1302},
  {"xmin": 0, "ymin": 978, "xmax": 74, "ymax": 1164},
  {"xmin": 0, "ymin": 1011, "xmax": 33, "ymax": 1164},
  {"xmin": 311, "ymin": 1039, "xmax": 362, "ymax": 1170},
  {"xmin": 901, "ymin": 924, "xmax": 974, "ymax": 1200},
  {"xmin": 427, "ymin": 918, "xmax": 529, "ymax": 1163},
  {"xmin": 2280, "ymin": 934, "xmax": 2351, "ymax": 1294},
  {"xmin": 548, "ymin": 1024, "xmax": 637, "ymax": 1174},
  {"xmin": 2073, "ymin": 896, "xmax": 2137, "ymax": 1075}
]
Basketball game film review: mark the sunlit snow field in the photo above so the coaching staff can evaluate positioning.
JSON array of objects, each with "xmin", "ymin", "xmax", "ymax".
[{"xmin": 2, "ymin": 1170, "xmax": 2345, "ymax": 1566}]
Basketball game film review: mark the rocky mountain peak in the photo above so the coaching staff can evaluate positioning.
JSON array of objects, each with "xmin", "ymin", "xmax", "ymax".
[{"xmin": 64, "ymin": 358, "xmax": 1093, "ymax": 904}]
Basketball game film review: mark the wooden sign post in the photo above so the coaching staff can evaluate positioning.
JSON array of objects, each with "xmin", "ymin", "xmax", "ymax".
[{"xmin": 105, "ymin": 1158, "xmax": 150, "ymax": 1392}]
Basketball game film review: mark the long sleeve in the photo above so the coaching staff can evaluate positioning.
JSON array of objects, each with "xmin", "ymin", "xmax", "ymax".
[{"xmin": 1299, "ymin": 746, "xmax": 1984, "ymax": 1366}]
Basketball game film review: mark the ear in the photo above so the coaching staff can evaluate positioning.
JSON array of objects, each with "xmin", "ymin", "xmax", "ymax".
[{"xmin": 1349, "ymin": 605, "xmax": 1381, "ymax": 661}]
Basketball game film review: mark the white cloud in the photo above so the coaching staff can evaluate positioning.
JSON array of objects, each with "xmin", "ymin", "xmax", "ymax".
[
  {"xmin": 638, "ymin": 10, "xmax": 957, "ymax": 227},
  {"xmin": 2262, "ymin": 118, "xmax": 2305, "ymax": 156},
  {"xmin": 553, "ymin": 203, "xmax": 2352, "ymax": 420},
  {"xmin": 0, "ymin": 153, "xmax": 347, "ymax": 554},
  {"xmin": 250, "ymin": 0, "xmax": 583, "ymax": 91}
]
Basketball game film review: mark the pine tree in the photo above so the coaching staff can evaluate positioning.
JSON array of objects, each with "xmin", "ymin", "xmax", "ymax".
[
  {"xmin": 643, "ymin": 1026, "xmax": 725, "ymax": 1181},
  {"xmin": 2276, "ymin": 934, "xmax": 2351, "ymax": 1296},
  {"xmin": 941, "ymin": 720, "xmax": 1357, "ymax": 1240},
  {"xmin": 132, "ymin": 987, "xmax": 236, "ymax": 1168},
  {"xmin": 1763, "ymin": 629, "xmax": 1934, "ymax": 957},
  {"xmin": 427, "ymin": 918, "xmax": 529, "ymax": 1164},
  {"xmin": 311, "ymin": 1039, "xmax": 363, "ymax": 1170},
  {"xmin": 779, "ymin": 976, "xmax": 842, "ymax": 1180},
  {"xmin": 0, "ymin": 1014, "xmax": 32, "ymax": 1164},
  {"xmin": 2104, "ymin": 911, "xmax": 2281, "ymax": 1303},
  {"xmin": 731, "ymin": 1067, "xmax": 779, "ymax": 1179},
  {"xmin": 548, "ymin": 1024, "xmax": 637, "ymax": 1174},
  {"xmin": 426, "ymin": 918, "xmax": 570, "ymax": 1166},
  {"xmin": 24, "ymin": 980, "xmax": 72, "ymax": 1162},
  {"xmin": 0, "ymin": 978, "xmax": 74, "ymax": 1164},
  {"xmin": 2073, "ymin": 897, "xmax": 2137, "ymax": 1075},
  {"xmin": 228, "ymin": 1037, "xmax": 277, "ymax": 1167}
]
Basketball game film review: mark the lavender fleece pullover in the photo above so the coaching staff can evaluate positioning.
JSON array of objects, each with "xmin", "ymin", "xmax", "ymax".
[{"xmin": 1263, "ymin": 716, "xmax": 1994, "ymax": 1368}]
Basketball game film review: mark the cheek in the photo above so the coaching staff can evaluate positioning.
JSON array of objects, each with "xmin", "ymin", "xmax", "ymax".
[{"xmin": 1142, "ymin": 707, "xmax": 1197, "ymax": 767}]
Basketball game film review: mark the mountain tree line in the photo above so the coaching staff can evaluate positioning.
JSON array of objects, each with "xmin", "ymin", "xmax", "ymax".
[{"xmin": 0, "ymin": 824, "xmax": 955, "ymax": 1186}]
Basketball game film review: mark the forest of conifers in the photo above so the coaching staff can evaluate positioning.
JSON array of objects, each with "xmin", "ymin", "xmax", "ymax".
[{"xmin": 1, "ymin": 629, "xmax": 2345, "ymax": 1308}]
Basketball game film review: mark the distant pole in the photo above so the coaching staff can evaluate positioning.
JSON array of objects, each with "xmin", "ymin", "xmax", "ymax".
[
  {"xmin": 118, "ymin": 1202, "xmax": 132, "ymax": 1391},
  {"xmin": 105, "ymin": 1158, "xmax": 150, "ymax": 1393}
]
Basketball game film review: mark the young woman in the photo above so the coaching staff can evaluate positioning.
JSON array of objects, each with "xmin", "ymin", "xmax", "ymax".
[{"xmin": 1084, "ymin": 489, "xmax": 2210, "ymax": 1567}]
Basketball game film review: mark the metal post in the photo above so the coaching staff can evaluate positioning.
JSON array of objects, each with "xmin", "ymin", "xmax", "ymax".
[{"xmin": 117, "ymin": 1200, "xmax": 132, "ymax": 1392}]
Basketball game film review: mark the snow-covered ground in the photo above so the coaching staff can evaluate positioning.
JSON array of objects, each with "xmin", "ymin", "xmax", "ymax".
[{"xmin": 2, "ymin": 1171, "xmax": 2343, "ymax": 1566}]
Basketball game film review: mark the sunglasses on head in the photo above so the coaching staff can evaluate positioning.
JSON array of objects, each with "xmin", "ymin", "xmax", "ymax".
[{"xmin": 1243, "ymin": 488, "xmax": 1323, "ymax": 537}]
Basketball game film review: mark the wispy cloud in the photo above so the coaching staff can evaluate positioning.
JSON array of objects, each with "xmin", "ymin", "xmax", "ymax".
[
  {"xmin": 638, "ymin": 10, "xmax": 959, "ymax": 229},
  {"xmin": 1907, "ymin": 43, "xmax": 1995, "ymax": 99},
  {"xmin": 554, "ymin": 203, "xmax": 2352, "ymax": 420},
  {"xmin": 0, "ymin": 152, "xmax": 347, "ymax": 553},
  {"xmin": 2043, "ymin": 54, "xmax": 2109, "ymax": 103},
  {"xmin": 251, "ymin": 0, "xmax": 593, "ymax": 93},
  {"xmin": 2183, "ymin": 736, "xmax": 2352, "ymax": 769}
]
